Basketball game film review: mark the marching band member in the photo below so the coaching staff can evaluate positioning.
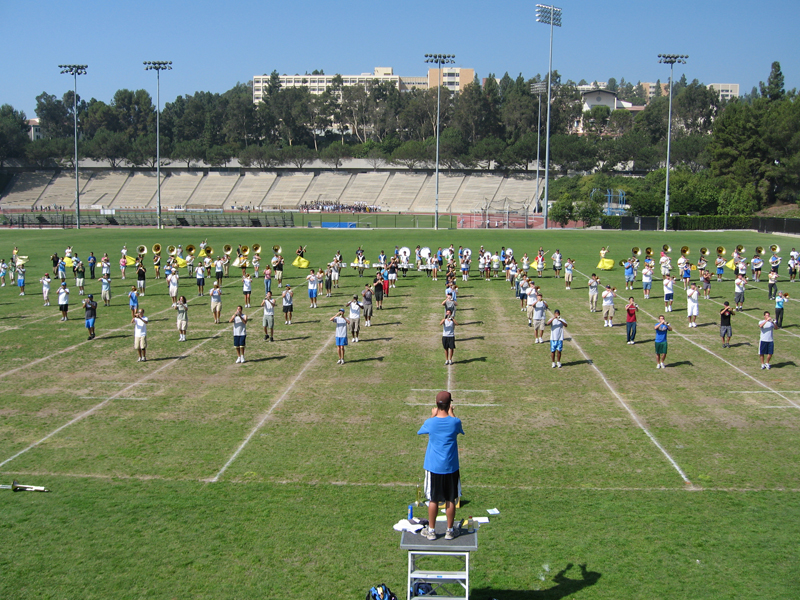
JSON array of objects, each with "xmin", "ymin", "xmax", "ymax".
[
  {"xmin": 551, "ymin": 249, "xmax": 562, "ymax": 278},
  {"xmin": 564, "ymin": 258, "xmax": 574, "ymax": 290},
  {"xmin": 686, "ymin": 283, "xmax": 699, "ymax": 328},
  {"xmin": 602, "ymin": 285, "xmax": 617, "ymax": 327},
  {"xmin": 625, "ymin": 297, "xmax": 638, "ymax": 344},
  {"xmin": 663, "ymin": 275, "xmax": 675, "ymax": 312},
  {"xmin": 734, "ymin": 273, "xmax": 747, "ymax": 312},
  {"xmin": 659, "ymin": 252, "xmax": 671, "ymax": 277},
  {"xmin": 715, "ymin": 253, "xmax": 726, "ymax": 282}
]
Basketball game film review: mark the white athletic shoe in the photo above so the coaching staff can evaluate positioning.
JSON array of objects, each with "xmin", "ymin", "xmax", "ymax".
[
  {"xmin": 557, "ymin": 362, "xmax": 561, "ymax": 368},
  {"xmin": 552, "ymin": 362, "xmax": 556, "ymax": 368},
  {"xmin": 765, "ymin": 364, "xmax": 771, "ymax": 370}
]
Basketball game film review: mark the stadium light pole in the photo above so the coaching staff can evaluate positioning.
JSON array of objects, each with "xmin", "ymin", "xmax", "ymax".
[
  {"xmin": 658, "ymin": 54, "xmax": 688, "ymax": 232},
  {"xmin": 424, "ymin": 53, "xmax": 455, "ymax": 231},
  {"xmin": 536, "ymin": 4, "xmax": 561, "ymax": 230},
  {"xmin": 144, "ymin": 61, "xmax": 172, "ymax": 230},
  {"xmin": 59, "ymin": 64, "xmax": 87, "ymax": 229},
  {"xmin": 530, "ymin": 81, "xmax": 548, "ymax": 218}
]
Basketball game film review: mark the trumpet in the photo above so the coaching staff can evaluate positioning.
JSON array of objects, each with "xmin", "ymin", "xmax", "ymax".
[
  {"xmin": 663, "ymin": 244, "xmax": 671, "ymax": 253},
  {"xmin": 152, "ymin": 243, "xmax": 162, "ymax": 254},
  {"xmin": 137, "ymin": 244, "xmax": 147, "ymax": 256},
  {"xmin": 770, "ymin": 244, "xmax": 781, "ymax": 253},
  {"xmin": 700, "ymin": 247, "xmax": 709, "ymax": 256},
  {"xmin": 273, "ymin": 244, "xmax": 281, "ymax": 254},
  {"xmin": 632, "ymin": 247, "xmax": 642, "ymax": 256},
  {"xmin": 736, "ymin": 244, "xmax": 745, "ymax": 253},
  {"xmin": 186, "ymin": 244, "xmax": 196, "ymax": 256},
  {"xmin": 252, "ymin": 244, "xmax": 261, "ymax": 254},
  {"xmin": 755, "ymin": 246, "xmax": 764, "ymax": 255},
  {"xmin": 168, "ymin": 245, "xmax": 177, "ymax": 256},
  {"xmin": 716, "ymin": 246, "xmax": 726, "ymax": 255},
  {"xmin": 204, "ymin": 246, "xmax": 214, "ymax": 257},
  {"xmin": 680, "ymin": 245, "xmax": 690, "ymax": 255},
  {"xmin": 241, "ymin": 245, "xmax": 250, "ymax": 256},
  {"xmin": 224, "ymin": 244, "xmax": 233, "ymax": 255}
]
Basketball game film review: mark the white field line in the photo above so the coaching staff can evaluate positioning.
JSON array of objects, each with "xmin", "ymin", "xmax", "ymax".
[
  {"xmin": 405, "ymin": 402, "xmax": 499, "ymax": 407},
  {"xmin": 746, "ymin": 281, "xmax": 799, "ymax": 303},
  {"xmin": 0, "ymin": 327, "xmax": 226, "ymax": 469},
  {"xmin": 412, "ymin": 388, "xmax": 490, "ymax": 393},
  {"xmin": 729, "ymin": 390, "xmax": 800, "ymax": 394},
  {"xmin": 79, "ymin": 396, "xmax": 149, "ymax": 401},
  {"xmin": 0, "ymin": 278, "xmax": 241, "ymax": 381},
  {"xmin": 573, "ymin": 267, "xmax": 800, "ymax": 411},
  {"xmin": 703, "ymin": 296, "xmax": 800, "ymax": 339},
  {"xmin": 209, "ymin": 335, "xmax": 334, "ymax": 483},
  {"xmin": 546, "ymin": 307, "xmax": 692, "ymax": 486},
  {"xmin": 758, "ymin": 406, "xmax": 800, "ymax": 409}
]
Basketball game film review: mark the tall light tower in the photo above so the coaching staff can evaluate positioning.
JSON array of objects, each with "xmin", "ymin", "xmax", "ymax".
[
  {"xmin": 658, "ymin": 54, "xmax": 688, "ymax": 232},
  {"xmin": 536, "ymin": 4, "xmax": 561, "ymax": 230},
  {"xmin": 59, "ymin": 64, "xmax": 87, "ymax": 229},
  {"xmin": 530, "ymin": 81, "xmax": 548, "ymax": 217},
  {"xmin": 424, "ymin": 53, "xmax": 455, "ymax": 231},
  {"xmin": 144, "ymin": 60, "xmax": 172, "ymax": 230}
]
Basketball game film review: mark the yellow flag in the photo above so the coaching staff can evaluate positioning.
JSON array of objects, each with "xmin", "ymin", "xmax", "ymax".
[
  {"xmin": 292, "ymin": 256, "xmax": 309, "ymax": 269},
  {"xmin": 725, "ymin": 259, "xmax": 736, "ymax": 271},
  {"xmin": 596, "ymin": 258, "xmax": 614, "ymax": 270},
  {"xmin": 64, "ymin": 257, "xmax": 74, "ymax": 268},
  {"xmin": 176, "ymin": 257, "xmax": 187, "ymax": 268},
  {"xmin": 125, "ymin": 255, "xmax": 136, "ymax": 266}
]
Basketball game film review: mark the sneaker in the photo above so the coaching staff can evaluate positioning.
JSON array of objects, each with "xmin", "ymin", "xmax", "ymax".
[
  {"xmin": 552, "ymin": 362, "xmax": 556, "ymax": 368},
  {"xmin": 424, "ymin": 527, "xmax": 437, "ymax": 541},
  {"xmin": 528, "ymin": 321, "xmax": 532, "ymax": 327},
  {"xmin": 270, "ymin": 337, "xmax": 274, "ymax": 342},
  {"xmin": 265, "ymin": 335, "xmax": 269, "ymax": 340},
  {"xmin": 557, "ymin": 362, "xmax": 562, "ymax": 368},
  {"xmin": 765, "ymin": 364, "xmax": 771, "ymax": 370},
  {"xmin": 445, "ymin": 528, "xmax": 458, "ymax": 541},
  {"xmin": 445, "ymin": 361, "xmax": 450, "ymax": 366},
  {"xmin": 761, "ymin": 364, "xmax": 766, "ymax": 370}
]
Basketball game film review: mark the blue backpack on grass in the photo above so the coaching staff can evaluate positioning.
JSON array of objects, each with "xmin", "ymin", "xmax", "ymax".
[{"xmin": 366, "ymin": 583, "xmax": 398, "ymax": 600}]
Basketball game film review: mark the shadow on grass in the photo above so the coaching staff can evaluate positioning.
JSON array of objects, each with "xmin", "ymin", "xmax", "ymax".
[
  {"xmin": 289, "ymin": 319, "xmax": 320, "ymax": 325},
  {"xmin": 770, "ymin": 361, "xmax": 797, "ymax": 369},
  {"xmin": 247, "ymin": 355, "xmax": 287, "ymax": 363},
  {"xmin": 380, "ymin": 306, "xmax": 407, "ymax": 311},
  {"xmin": 454, "ymin": 356, "xmax": 486, "ymax": 364},
  {"xmin": 666, "ymin": 360, "xmax": 693, "ymax": 368},
  {"xmin": 459, "ymin": 321, "xmax": 484, "ymax": 326},
  {"xmin": 275, "ymin": 336, "xmax": 311, "ymax": 343},
  {"xmin": 369, "ymin": 322, "xmax": 401, "ymax": 327},
  {"xmin": 459, "ymin": 336, "xmax": 484, "ymax": 342},
  {"xmin": 729, "ymin": 342, "xmax": 753, "ymax": 348},
  {"xmin": 560, "ymin": 359, "xmax": 592, "ymax": 367},
  {"xmin": 696, "ymin": 322, "xmax": 715, "ymax": 328},
  {"xmin": 474, "ymin": 563, "xmax": 601, "ymax": 600},
  {"xmin": 96, "ymin": 334, "xmax": 128, "ymax": 341},
  {"xmin": 359, "ymin": 337, "xmax": 393, "ymax": 342},
  {"xmin": 346, "ymin": 356, "xmax": 384, "ymax": 364}
]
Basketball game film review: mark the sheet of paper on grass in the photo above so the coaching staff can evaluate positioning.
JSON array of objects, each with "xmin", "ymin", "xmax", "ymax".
[
  {"xmin": 475, "ymin": 516, "xmax": 490, "ymax": 523},
  {"xmin": 487, "ymin": 508, "xmax": 500, "ymax": 515},
  {"xmin": 393, "ymin": 519, "xmax": 424, "ymax": 533}
]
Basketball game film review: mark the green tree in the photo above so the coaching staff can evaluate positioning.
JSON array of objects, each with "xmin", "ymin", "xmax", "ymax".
[
  {"xmin": 390, "ymin": 140, "xmax": 426, "ymax": 169},
  {"xmin": 717, "ymin": 184, "xmax": 759, "ymax": 215},
  {"xmin": 35, "ymin": 92, "xmax": 71, "ymax": 138},
  {"xmin": 88, "ymin": 128, "xmax": 130, "ymax": 168},
  {"xmin": 549, "ymin": 134, "xmax": 598, "ymax": 174},
  {"xmin": 575, "ymin": 198, "xmax": 602, "ymax": 227},
  {"xmin": 171, "ymin": 139, "xmax": 206, "ymax": 168},
  {"xmin": 25, "ymin": 139, "xmax": 55, "ymax": 167},
  {"xmin": 281, "ymin": 145, "xmax": 315, "ymax": 168},
  {"xmin": 470, "ymin": 136, "xmax": 506, "ymax": 170},
  {"xmin": 759, "ymin": 61, "xmax": 785, "ymax": 102},
  {"xmin": 549, "ymin": 193, "xmax": 574, "ymax": 227},
  {"xmin": 607, "ymin": 109, "xmax": 633, "ymax": 136},
  {"xmin": 0, "ymin": 104, "xmax": 29, "ymax": 167},
  {"xmin": 206, "ymin": 144, "xmax": 235, "ymax": 167},
  {"xmin": 653, "ymin": 79, "xmax": 663, "ymax": 98},
  {"xmin": 319, "ymin": 144, "xmax": 351, "ymax": 169}
]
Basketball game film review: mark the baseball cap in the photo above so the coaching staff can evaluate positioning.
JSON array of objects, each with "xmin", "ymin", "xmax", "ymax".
[
  {"xmin": 285, "ymin": 285, "xmax": 291, "ymax": 288},
  {"xmin": 61, "ymin": 282, "xmax": 66, "ymax": 286},
  {"xmin": 338, "ymin": 308, "xmax": 344, "ymax": 312},
  {"xmin": 87, "ymin": 294, "xmax": 93, "ymax": 299},
  {"xmin": 436, "ymin": 391, "xmax": 452, "ymax": 404}
]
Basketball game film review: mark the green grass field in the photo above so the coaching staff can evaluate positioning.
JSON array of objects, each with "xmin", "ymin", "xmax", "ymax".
[{"xmin": 1, "ymin": 227, "xmax": 798, "ymax": 599}]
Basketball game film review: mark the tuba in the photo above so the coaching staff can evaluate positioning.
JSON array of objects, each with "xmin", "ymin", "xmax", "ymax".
[
  {"xmin": 700, "ymin": 247, "xmax": 709, "ymax": 256},
  {"xmin": 186, "ymin": 245, "xmax": 196, "ymax": 256},
  {"xmin": 755, "ymin": 246, "xmax": 764, "ymax": 255},
  {"xmin": 463, "ymin": 248, "xmax": 472, "ymax": 259},
  {"xmin": 736, "ymin": 244, "xmax": 745, "ymax": 253},
  {"xmin": 252, "ymin": 244, "xmax": 261, "ymax": 254},
  {"xmin": 223, "ymin": 244, "xmax": 233, "ymax": 255},
  {"xmin": 662, "ymin": 244, "xmax": 671, "ymax": 253},
  {"xmin": 168, "ymin": 245, "xmax": 177, "ymax": 256},
  {"xmin": 680, "ymin": 246, "xmax": 690, "ymax": 255},
  {"xmin": 152, "ymin": 243, "xmax": 162, "ymax": 254},
  {"xmin": 645, "ymin": 247, "xmax": 653, "ymax": 256},
  {"xmin": 632, "ymin": 247, "xmax": 641, "ymax": 256},
  {"xmin": 137, "ymin": 245, "xmax": 147, "ymax": 256},
  {"xmin": 770, "ymin": 244, "xmax": 780, "ymax": 253},
  {"xmin": 204, "ymin": 246, "xmax": 214, "ymax": 257},
  {"xmin": 619, "ymin": 259, "xmax": 626, "ymax": 267},
  {"xmin": 716, "ymin": 246, "xmax": 726, "ymax": 255},
  {"xmin": 241, "ymin": 245, "xmax": 250, "ymax": 256},
  {"xmin": 272, "ymin": 244, "xmax": 281, "ymax": 254}
]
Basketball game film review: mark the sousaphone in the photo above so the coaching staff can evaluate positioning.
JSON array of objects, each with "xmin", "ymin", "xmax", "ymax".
[
  {"xmin": 152, "ymin": 243, "xmax": 162, "ymax": 254},
  {"xmin": 137, "ymin": 245, "xmax": 147, "ymax": 256}
]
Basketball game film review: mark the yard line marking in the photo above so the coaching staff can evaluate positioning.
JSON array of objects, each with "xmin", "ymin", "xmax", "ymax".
[
  {"xmin": 79, "ymin": 396, "xmax": 149, "ymax": 401},
  {"xmin": 0, "ymin": 278, "xmax": 242, "ymax": 380},
  {"xmin": 563, "ymin": 328, "xmax": 693, "ymax": 485},
  {"xmin": 412, "ymin": 388, "xmax": 490, "ymax": 393},
  {"xmin": 405, "ymin": 402, "xmax": 499, "ymax": 407},
  {"xmin": 729, "ymin": 390, "xmax": 800, "ymax": 394},
  {"xmin": 704, "ymin": 296, "xmax": 800, "ymax": 339},
  {"xmin": 758, "ymin": 406, "xmax": 799, "ymax": 409},
  {"xmin": 573, "ymin": 267, "xmax": 800, "ymax": 411},
  {"xmin": 0, "ymin": 327, "xmax": 226, "ymax": 469},
  {"xmin": 209, "ymin": 335, "xmax": 334, "ymax": 483}
]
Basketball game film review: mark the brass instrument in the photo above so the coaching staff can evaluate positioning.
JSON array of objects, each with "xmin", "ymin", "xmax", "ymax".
[
  {"xmin": 152, "ymin": 243, "xmax": 162, "ymax": 254},
  {"xmin": 272, "ymin": 244, "xmax": 281, "ymax": 254},
  {"xmin": 700, "ymin": 247, "xmax": 709, "ymax": 256},
  {"xmin": 632, "ymin": 247, "xmax": 642, "ymax": 256},
  {"xmin": 680, "ymin": 245, "xmax": 690, "ymax": 255},
  {"xmin": 463, "ymin": 248, "xmax": 472, "ymax": 259},
  {"xmin": 645, "ymin": 247, "xmax": 653, "ymax": 256},
  {"xmin": 0, "ymin": 480, "xmax": 50, "ymax": 492},
  {"xmin": 619, "ymin": 259, "xmax": 626, "ymax": 267},
  {"xmin": 241, "ymin": 245, "xmax": 250, "ymax": 256},
  {"xmin": 252, "ymin": 244, "xmax": 261, "ymax": 254},
  {"xmin": 716, "ymin": 246, "xmax": 726, "ymax": 255},
  {"xmin": 205, "ymin": 246, "xmax": 214, "ymax": 257},
  {"xmin": 755, "ymin": 246, "xmax": 764, "ymax": 255},
  {"xmin": 506, "ymin": 248, "xmax": 513, "ymax": 257},
  {"xmin": 224, "ymin": 244, "xmax": 233, "ymax": 255},
  {"xmin": 770, "ymin": 244, "xmax": 781, "ymax": 253},
  {"xmin": 168, "ymin": 245, "xmax": 177, "ymax": 256},
  {"xmin": 736, "ymin": 244, "xmax": 745, "ymax": 253},
  {"xmin": 186, "ymin": 245, "xmax": 196, "ymax": 256},
  {"xmin": 663, "ymin": 244, "xmax": 671, "ymax": 253},
  {"xmin": 137, "ymin": 245, "xmax": 147, "ymax": 256}
]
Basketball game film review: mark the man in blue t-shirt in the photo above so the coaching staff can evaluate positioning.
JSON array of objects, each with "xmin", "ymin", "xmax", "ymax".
[
  {"xmin": 654, "ymin": 315, "xmax": 673, "ymax": 369},
  {"xmin": 417, "ymin": 391, "xmax": 465, "ymax": 541},
  {"xmin": 624, "ymin": 260, "xmax": 635, "ymax": 290}
]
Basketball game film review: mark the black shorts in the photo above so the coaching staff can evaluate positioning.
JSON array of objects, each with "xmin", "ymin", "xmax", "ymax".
[
  {"xmin": 282, "ymin": 305, "xmax": 292, "ymax": 314},
  {"xmin": 442, "ymin": 336, "xmax": 455, "ymax": 350},
  {"xmin": 425, "ymin": 469, "xmax": 461, "ymax": 503}
]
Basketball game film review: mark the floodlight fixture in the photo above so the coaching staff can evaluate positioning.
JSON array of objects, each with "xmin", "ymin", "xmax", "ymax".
[
  {"xmin": 536, "ymin": 4, "xmax": 562, "ymax": 229},
  {"xmin": 58, "ymin": 64, "xmax": 88, "ymax": 229},
  {"xmin": 144, "ymin": 61, "xmax": 172, "ymax": 229},
  {"xmin": 658, "ymin": 53, "xmax": 688, "ymax": 231},
  {"xmin": 424, "ymin": 53, "xmax": 456, "ymax": 230}
]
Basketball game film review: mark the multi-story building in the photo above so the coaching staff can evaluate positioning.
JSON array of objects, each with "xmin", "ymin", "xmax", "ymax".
[
  {"xmin": 252, "ymin": 66, "xmax": 474, "ymax": 103},
  {"xmin": 28, "ymin": 118, "xmax": 42, "ymax": 141},
  {"xmin": 708, "ymin": 83, "xmax": 740, "ymax": 101}
]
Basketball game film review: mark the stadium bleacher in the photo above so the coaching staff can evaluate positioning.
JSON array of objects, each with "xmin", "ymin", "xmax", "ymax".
[
  {"xmin": 374, "ymin": 172, "xmax": 428, "ymax": 212},
  {"xmin": 447, "ymin": 173, "xmax": 504, "ymax": 212},
  {"xmin": 339, "ymin": 172, "xmax": 389, "ymax": 206},
  {"xmin": 261, "ymin": 172, "xmax": 314, "ymax": 209},
  {"xmin": 35, "ymin": 172, "xmax": 91, "ymax": 209},
  {"xmin": 0, "ymin": 172, "xmax": 56, "ymax": 209},
  {"xmin": 226, "ymin": 172, "xmax": 276, "ymax": 208},
  {"xmin": 185, "ymin": 172, "xmax": 238, "ymax": 208},
  {"xmin": 409, "ymin": 173, "xmax": 465, "ymax": 212},
  {"xmin": 154, "ymin": 171, "xmax": 204, "ymax": 208},
  {"xmin": 110, "ymin": 173, "xmax": 162, "ymax": 209},
  {"xmin": 80, "ymin": 172, "xmax": 129, "ymax": 207}
]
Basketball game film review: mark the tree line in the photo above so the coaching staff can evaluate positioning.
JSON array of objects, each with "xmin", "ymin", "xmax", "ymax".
[{"xmin": 0, "ymin": 62, "xmax": 796, "ymax": 214}]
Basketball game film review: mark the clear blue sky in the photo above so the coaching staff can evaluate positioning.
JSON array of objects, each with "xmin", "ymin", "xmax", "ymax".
[{"xmin": 2, "ymin": 0, "xmax": 797, "ymax": 118}]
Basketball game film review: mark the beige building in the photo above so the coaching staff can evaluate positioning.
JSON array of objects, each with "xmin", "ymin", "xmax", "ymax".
[
  {"xmin": 253, "ymin": 66, "xmax": 474, "ymax": 103},
  {"xmin": 708, "ymin": 83, "xmax": 740, "ymax": 101}
]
